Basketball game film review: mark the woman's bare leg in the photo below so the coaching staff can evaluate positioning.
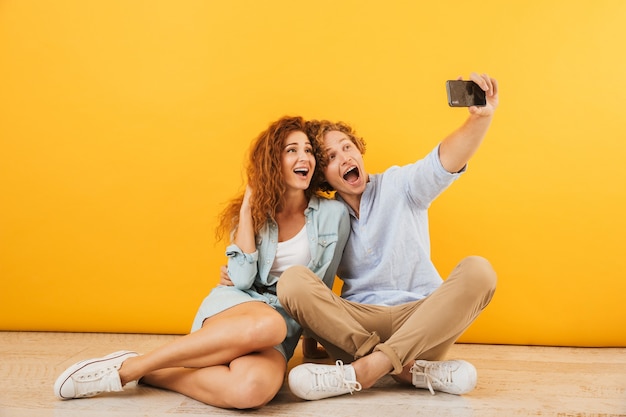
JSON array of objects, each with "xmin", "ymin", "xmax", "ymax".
[
  {"xmin": 141, "ymin": 348, "xmax": 286, "ymax": 409},
  {"xmin": 118, "ymin": 301, "xmax": 287, "ymax": 385}
]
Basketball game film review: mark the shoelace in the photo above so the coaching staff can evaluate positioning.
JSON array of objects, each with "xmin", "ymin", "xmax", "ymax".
[
  {"xmin": 72, "ymin": 369, "xmax": 120, "ymax": 397},
  {"xmin": 410, "ymin": 361, "xmax": 453, "ymax": 395},
  {"xmin": 311, "ymin": 360, "xmax": 362, "ymax": 394}
]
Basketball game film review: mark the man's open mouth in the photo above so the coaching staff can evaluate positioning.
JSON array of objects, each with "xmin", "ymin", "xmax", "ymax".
[{"xmin": 343, "ymin": 167, "xmax": 360, "ymax": 183}]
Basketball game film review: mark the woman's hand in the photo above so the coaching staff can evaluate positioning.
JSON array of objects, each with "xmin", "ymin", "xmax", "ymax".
[
  {"xmin": 241, "ymin": 185, "xmax": 253, "ymax": 212},
  {"xmin": 219, "ymin": 265, "xmax": 234, "ymax": 286}
]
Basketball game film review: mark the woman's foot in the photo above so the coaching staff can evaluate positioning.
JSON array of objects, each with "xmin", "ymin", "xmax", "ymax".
[{"xmin": 54, "ymin": 350, "xmax": 139, "ymax": 400}]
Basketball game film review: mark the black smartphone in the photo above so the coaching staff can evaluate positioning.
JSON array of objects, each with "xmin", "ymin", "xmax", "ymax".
[{"xmin": 446, "ymin": 80, "xmax": 486, "ymax": 107}]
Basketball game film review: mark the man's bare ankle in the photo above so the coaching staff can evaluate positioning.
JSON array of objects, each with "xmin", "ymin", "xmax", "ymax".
[{"xmin": 352, "ymin": 352, "xmax": 394, "ymax": 389}]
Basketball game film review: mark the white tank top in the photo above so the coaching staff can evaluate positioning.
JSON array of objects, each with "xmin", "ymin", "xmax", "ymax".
[{"xmin": 270, "ymin": 225, "xmax": 311, "ymax": 276}]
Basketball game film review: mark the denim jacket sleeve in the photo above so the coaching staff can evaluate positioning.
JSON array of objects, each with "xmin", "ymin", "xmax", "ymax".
[
  {"xmin": 319, "ymin": 203, "xmax": 350, "ymax": 288},
  {"xmin": 225, "ymin": 243, "xmax": 258, "ymax": 290}
]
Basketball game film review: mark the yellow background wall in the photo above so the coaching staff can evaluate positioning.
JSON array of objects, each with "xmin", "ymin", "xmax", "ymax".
[{"xmin": 1, "ymin": 1, "xmax": 625, "ymax": 346}]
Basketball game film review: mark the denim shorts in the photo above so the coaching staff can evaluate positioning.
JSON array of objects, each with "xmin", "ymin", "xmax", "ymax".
[{"xmin": 190, "ymin": 285, "xmax": 300, "ymax": 361}]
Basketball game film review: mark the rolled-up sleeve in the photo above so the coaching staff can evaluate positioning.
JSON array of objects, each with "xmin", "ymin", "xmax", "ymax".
[
  {"xmin": 405, "ymin": 144, "xmax": 464, "ymax": 209},
  {"xmin": 225, "ymin": 244, "xmax": 258, "ymax": 289}
]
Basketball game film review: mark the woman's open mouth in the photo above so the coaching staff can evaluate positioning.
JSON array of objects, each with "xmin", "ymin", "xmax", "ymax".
[{"xmin": 294, "ymin": 168, "xmax": 309, "ymax": 177}]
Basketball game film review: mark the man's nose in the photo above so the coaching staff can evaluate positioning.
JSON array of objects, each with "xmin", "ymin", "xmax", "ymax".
[{"xmin": 338, "ymin": 152, "xmax": 350, "ymax": 165}]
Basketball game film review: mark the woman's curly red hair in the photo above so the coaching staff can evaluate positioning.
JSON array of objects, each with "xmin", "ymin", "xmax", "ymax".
[{"xmin": 216, "ymin": 116, "xmax": 325, "ymax": 243}]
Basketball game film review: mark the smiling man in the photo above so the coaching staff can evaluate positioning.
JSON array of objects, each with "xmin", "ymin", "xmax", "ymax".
[{"xmin": 278, "ymin": 73, "xmax": 499, "ymax": 400}]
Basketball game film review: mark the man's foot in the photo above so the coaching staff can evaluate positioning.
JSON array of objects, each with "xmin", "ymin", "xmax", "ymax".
[
  {"xmin": 288, "ymin": 360, "xmax": 362, "ymax": 400},
  {"xmin": 54, "ymin": 350, "xmax": 139, "ymax": 400},
  {"xmin": 410, "ymin": 359, "xmax": 477, "ymax": 395}
]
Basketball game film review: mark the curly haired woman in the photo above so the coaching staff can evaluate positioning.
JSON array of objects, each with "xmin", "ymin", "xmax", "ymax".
[{"xmin": 53, "ymin": 116, "xmax": 350, "ymax": 409}]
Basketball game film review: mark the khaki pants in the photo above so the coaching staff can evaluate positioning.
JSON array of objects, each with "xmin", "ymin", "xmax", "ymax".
[{"xmin": 277, "ymin": 256, "xmax": 497, "ymax": 374}]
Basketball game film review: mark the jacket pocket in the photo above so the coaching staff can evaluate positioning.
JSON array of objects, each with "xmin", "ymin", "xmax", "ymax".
[{"xmin": 312, "ymin": 232, "xmax": 339, "ymax": 269}]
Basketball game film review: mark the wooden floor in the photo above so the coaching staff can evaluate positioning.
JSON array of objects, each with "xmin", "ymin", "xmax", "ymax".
[{"xmin": 0, "ymin": 332, "xmax": 624, "ymax": 417}]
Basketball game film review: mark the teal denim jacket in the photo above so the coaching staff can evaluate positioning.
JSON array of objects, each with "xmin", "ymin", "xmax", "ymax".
[{"xmin": 225, "ymin": 195, "xmax": 350, "ymax": 293}]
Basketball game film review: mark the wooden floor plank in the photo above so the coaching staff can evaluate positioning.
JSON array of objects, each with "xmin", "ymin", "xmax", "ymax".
[{"xmin": 0, "ymin": 332, "xmax": 624, "ymax": 416}]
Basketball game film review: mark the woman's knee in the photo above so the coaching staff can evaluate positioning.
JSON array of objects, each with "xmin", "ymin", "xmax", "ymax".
[
  {"xmin": 245, "ymin": 310, "xmax": 287, "ymax": 346},
  {"xmin": 231, "ymin": 379, "xmax": 278, "ymax": 409},
  {"xmin": 226, "ymin": 365, "xmax": 283, "ymax": 409},
  {"xmin": 213, "ymin": 304, "xmax": 287, "ymax": 347}
]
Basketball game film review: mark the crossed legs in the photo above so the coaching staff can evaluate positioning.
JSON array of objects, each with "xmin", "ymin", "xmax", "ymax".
[
  {"xmin": 139, "ymin": 347, "xmax": 285, "ymax": 408},
  {"xmin": 278, "ymin": 256, "xmax": 497, "ymax": 389},
  {"xmin": 57, "ymin": 301, "xmax": 288, "ymax": 409}
]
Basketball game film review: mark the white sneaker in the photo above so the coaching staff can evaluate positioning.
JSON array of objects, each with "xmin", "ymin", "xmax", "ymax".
[
  {"xmin": 288, "ymin": 360, "xmax": 362, "ymax": 400},
  {"xmin": 410, "ymin": 359, "xmax": 477, "ymax": 395},
  {"xmin": 54, "ymin": 350, "xmax": 139, "ymax": 400}
]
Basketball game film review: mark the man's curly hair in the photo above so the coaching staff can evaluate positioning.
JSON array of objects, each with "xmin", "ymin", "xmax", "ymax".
[{"xmin": 305, "ymin": 119, "xmax": 367, "ymax": 193}]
